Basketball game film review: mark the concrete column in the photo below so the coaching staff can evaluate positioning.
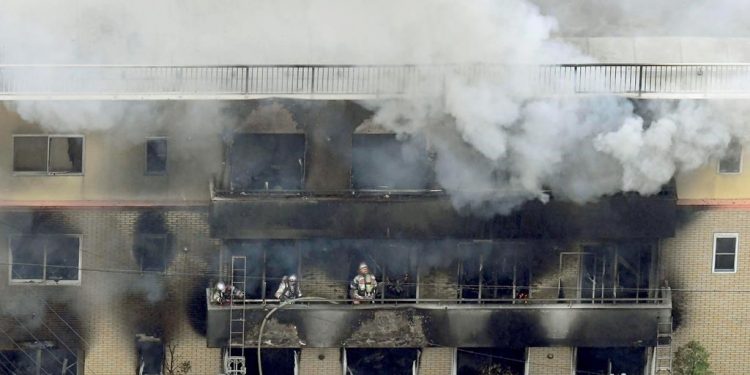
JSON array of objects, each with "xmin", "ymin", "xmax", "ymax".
[
  {"xmin": 299, "ymin": 348, "xmax": 342, "ymax": 375},
  {"xmin": 527, "ymin": 347, "xmax": 574, "ymax": 375},
  {"xmin": 418, "ymin": 347, "xmax": 455, "ymax": 375}
]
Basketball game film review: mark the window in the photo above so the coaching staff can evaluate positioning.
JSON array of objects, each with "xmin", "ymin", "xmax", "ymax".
[
  {"xmin": 718, "ymin": 139, "xmax": 742, "ymax": 174},
  {"xmin": 9, "ymin": 235, "xmax": 81, "ymax": 284},
  {"xmin": 13, "ymin": 135, "xmax": 84, "ymax": 175},
  {"xmin": 0, "ymin": 346, "xmax": 77, "ymax": 375},
  {"xmin": 576, "ymin": 347, "xmax": 646, "ymax": 375},
  {"xmin": 12, "ymin": 135, "xmax": 84, "ymax": 174},
  {"xmin": 345, "ymin": 348, "xmax": 419, "ymax": 375},
  {"xmin": 351, "ymin": 134, "xmax": 432, "ymax": 190},
  {"xmin": 713, "ymin": 233, "xmax": 738, "ymax": 273},
  {"xmin": 229, "ymin": 134, "xmax": 305, "ymax": 191},
  {"xmin": 135, "ymin": 234, "xmax": 168, "ymax": 272},
  {"xmin": 145, "ymin": 137, "xmax": 168, "ymax": 175}
]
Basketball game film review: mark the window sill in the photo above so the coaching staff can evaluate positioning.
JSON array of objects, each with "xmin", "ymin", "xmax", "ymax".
[{"xmin": 10, "ymin": 280, "xmax": 81, "ymax": 286}]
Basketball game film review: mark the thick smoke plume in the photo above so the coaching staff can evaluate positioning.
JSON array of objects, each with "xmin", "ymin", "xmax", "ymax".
[{"xmin": 1, "ymin": 0, "xmax": 749, "ymax": 213}]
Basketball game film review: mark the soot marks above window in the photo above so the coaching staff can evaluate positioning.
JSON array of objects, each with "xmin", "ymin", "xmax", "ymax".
[
  {"xmin": 13, "ymin": 135, "xmax": 84, "ymax": 175},
  {"xmin": 718, "ymin": 138, "xmax": 742, "ymax": 174}
]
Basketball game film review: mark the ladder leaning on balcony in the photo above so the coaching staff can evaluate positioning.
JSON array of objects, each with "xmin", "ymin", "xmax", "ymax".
[
  {"xmin": 224, "ymin": 256, "xmax": 248, "ymax": 375},
  {"xmin": 655, "ymin": 318, "xmax": 673, "ymax": 374}
]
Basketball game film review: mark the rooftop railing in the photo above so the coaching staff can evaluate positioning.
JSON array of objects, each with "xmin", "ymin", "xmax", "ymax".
[{"xmin": 2, "ymin": 64, "xmax": 750, "ymax": 100}]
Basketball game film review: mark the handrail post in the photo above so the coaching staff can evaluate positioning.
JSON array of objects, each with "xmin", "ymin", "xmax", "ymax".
[
  {"xmin": 310, "ymin": 66, "xmax": 315, "ymax": 95},
  {"xmin": 243, "ymin": 66, "xmax": 249, "ymax": 95},
  {"xmin": 638, "ymin": 65, "xmax": 644, "ymax": 96}
]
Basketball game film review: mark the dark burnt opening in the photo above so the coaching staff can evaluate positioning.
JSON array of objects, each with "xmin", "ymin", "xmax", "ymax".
[
  {"xmin": 351, "ymin": 134, "xmax": 433, "ymax": 190},
  {"xmin": 576, "ymin": 347, "xmax": 646, "ymax": 375},
  {"xmin": 230, "ymin": 133, "xmax": 306, "ymax": 191},
  {"xmin": 456, "ymin": 348, "xmax": 526, "ymax": 375},
  {"xmin": 345, "ymin": 348, "xmax": 419, "ymax": 375}
]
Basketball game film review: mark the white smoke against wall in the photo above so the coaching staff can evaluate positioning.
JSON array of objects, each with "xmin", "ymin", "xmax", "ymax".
[{"xmin": 0, "ymin": 0, "xmax": 749, "ymax": 213}]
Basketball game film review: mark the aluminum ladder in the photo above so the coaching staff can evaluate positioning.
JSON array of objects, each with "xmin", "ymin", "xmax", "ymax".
[
  {"xmin": 655, "ymin": 319, "xmax": 673, "ymax": 374},
  {"xmin": 224, "ymin": 256, "xmax": 247, "ymax": 375}
]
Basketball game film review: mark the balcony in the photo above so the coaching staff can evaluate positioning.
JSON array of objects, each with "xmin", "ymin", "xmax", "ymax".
[
  {"xmin": 205, "ymin": 288, "xmax": 672, "ymax": 348},
  {"xmin": 2, "ymin": 64, "xmax": 750, "ymax": 100}
]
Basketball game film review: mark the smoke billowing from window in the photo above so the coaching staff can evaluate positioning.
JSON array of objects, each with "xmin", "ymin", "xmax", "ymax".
[{"xmin": 1, "ymin": 0, "xmax": 749, "ymax": 214}]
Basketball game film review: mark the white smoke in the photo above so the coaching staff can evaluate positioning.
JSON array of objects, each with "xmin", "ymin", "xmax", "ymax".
[{"xmin": 1, "ymin": 0, "xmax": 749, "ymax": 214}]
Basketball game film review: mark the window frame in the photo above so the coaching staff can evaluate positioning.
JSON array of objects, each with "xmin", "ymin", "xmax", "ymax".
[
  {"xmin": 8, "ymin": 234, "xmax": 82, "ymax": 285},
  {"xmin": 12, "ymin": 134, "xmax": 86, "ymax": 176},
  {"xmin": 717, "ymin": 142, "xmax": 743, "ymax": 174},
  {"xmin": 712, "ymin": 233, "xmax": 739, "ymax": 274},
  {"xmin": 144, "ymin": 136, "xmax": 168, "ymax": 176},
  {"xmin": 135, "ymin": 233, "xmax": 169, "ymax": 273}
]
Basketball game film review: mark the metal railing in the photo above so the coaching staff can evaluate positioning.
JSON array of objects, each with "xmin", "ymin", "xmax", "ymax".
[
  {"xmin": 2, "ymin": 64, "xmax": 750, "ymax": 99},
  {"xmin": 208, "ymin": 287, "xmax": 671, "ymax": 306}
]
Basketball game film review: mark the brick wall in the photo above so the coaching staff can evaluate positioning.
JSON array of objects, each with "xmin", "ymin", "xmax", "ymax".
[
  {"xmin": 299, "ymin": 347, "xmax": 341, "ymax": 375},
  {"xmin": 0, "ymin": 207, "xmax": 221, "ymax": 375},
  {"xmin": 661, "ymin": 208, "xmax": 750, "ymax": 375},
  {"xmin": 418, "ymin": 347, "xmax": 454, "ymax": 375},
  {"xmin": 527, "ymin": 347, "xmax": 573, "ymax": 375}
]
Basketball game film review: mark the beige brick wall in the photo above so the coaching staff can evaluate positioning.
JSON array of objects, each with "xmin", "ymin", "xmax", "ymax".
[
  {"xmin": 527, "ymin": 347, "xmax": 573, "ymax": 375},
  {"xmin": 661, "ymin": 208, "xmax": 750, "ymax": 375},
  {"xmin": 417, "ymin": 347, "xmax": 454, "ymax": 375},
  {"xmin": 0, "ymin": 207, "xmax": 221, "ymax": 375},
  {"xmin": 300, "ymin": 347, "xmax": 341, "ymax": 375}
]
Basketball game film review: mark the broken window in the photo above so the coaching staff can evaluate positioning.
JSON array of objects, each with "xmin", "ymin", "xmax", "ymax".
[
  {"xmin": 0, "ymin": 346, "xmax": 77, "ymax": 375},
  {"xmin": 145, "ymin": 137, "xmax": 168, "ymax": 175},
  {"xmin": 227, "ymin": 241, "xmax": 265, "ymax": 299},
  {"xmin": 229, "ymin": 134, "xmax": 305, "ymax": 191},
  {"xmin": 576, "ymin": 347, "xmax": 646, "ymax": 375},
  {"xmin": 345, "ymin": 348, "xmax": 419, "ymax": 375},
  {"xmin": 351, "ymin": 134, "xmax": 433, "ymax": 190},
  {"xmin": 458, "ymin": 242, "xmax": 531, "ymax": 303},
  {"xmin": 718, "ymin": 139, "xmax": 742, "ymax": 174},
  {"xmin": 135, "ymin": 234, "xmax": 169, "ymax": 272},
  {"xmin": 136, "ymin": 335, "xmax": 164, "ymax": 375},
  {"xmin": 13, "ymin": 135, "xmax": 84, "ymax": 174},
  {"xmin": 456, "ymin": 348, "xmax": 525, "ymax": 375},
  {"xmin": 233, "ymin": 348, "xmax": 297, "ymax": 375},
  {"xmin": 10, "ymin": 235, "xmax": 80, "ymax": 283},
  {"xmin": 713, "ymin": 233, "xmax": 738, "ymax": 273}
]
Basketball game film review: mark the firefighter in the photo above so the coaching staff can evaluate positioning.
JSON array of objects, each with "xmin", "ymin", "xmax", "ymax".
[
  {"xmin": 274, "ymin": 274, "xmax": 302, "ymax": 302},
  {"xmin": 210, "ymin": 281, "xmax": 245, "ymax": 304},
  {"xmin": 350, "ymin": 262, "xmax": 377, "ymax": 304}
]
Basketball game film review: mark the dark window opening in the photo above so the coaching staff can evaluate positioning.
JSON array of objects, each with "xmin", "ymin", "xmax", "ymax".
[
  {"xmin": 145, "ymin": 138, "xmax": 168, "ymax": 175},
  {"xmin": 10, "ymin": 235, "xmax": 80, "ymax": 283},
  {"xmin": 346, "ymin": 348, "xmax": 418, "ymax": 375},
  {"xmin": 351, "ymin": 134, "xmax": 433, "ymax": 190},
  {"xmin": 458, "ymin": 243, "xmax": 531, "ymax": 303},
  {"xmin": 457, "ymin": 348, "xmax": 525, "ymax": 375},
  {"xmin": 714, "ymin": 235, "xmax": 737, "ymax": 272},
  {"xmin": 136, "ymin": 335, "xmax": 164, "ymax": 375},
  {"xmin": 719, "ymin": 139, "xmax": 742, "ymax": 174},
  {"xmin": 576, "ymin": 347, "xmax": 646, "ymax": 375},
  {"xmin": 13, "ymin": 135, "xmax": 84, "ymax": 174},
  {"xmin": 263, "ymin": 242, "xmax": 301, "ymax": 300},
  {"xmin": 136, "ymin": 234, "xmax": 169, "ymax": 272},
  {"xmin": 229, "ymin": 348, "xmax": 296, "ymax": 375},
  {"xmin": 227, "ymin": 241, "xmax": 265, "ymax": 299},
  {"xmin": 229, "ymin": 134, "xmax": 305, "ymax": 191},
  {"xmin": 0, "ymin": 347, "xmax": 77, "ymax": 375},
  {"xmin": 346, "ymin": 242, "xmax": 418, "ymax": 301}
]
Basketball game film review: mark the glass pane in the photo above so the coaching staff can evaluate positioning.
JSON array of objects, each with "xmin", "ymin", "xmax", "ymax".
[
  {"xmin": 715, "ymin": 254, "xmax": 736, "ymax": 271},
  {"xmin": 11, "ymin": 236, "xmax": 45, "ymax": 280},
  {"xmin": 137, "ymin": 235, "xmax": 167, "ymax": 272},
  {"xmin": 48, "ymin": 137, "xmax": 83, "ymax": 173},
  {"xmin": 45, "ymin": 237, "xmax": 80, "ymax": 281},
  {"xmin": 146, "ymin": 138, "xmax": 168, "ymax": 175},
  {"xmin": 716, "ymin": 237, "xmax": 737, "ymax": 254},
  {"xmin": 13, "ymin": 136, "xmax": 48, "ymax": 172}
]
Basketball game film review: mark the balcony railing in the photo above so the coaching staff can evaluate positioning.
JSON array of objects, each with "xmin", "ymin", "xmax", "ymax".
[{"xmin": 2, "ymin": 64, "xmax": 750, "ymax": 100}]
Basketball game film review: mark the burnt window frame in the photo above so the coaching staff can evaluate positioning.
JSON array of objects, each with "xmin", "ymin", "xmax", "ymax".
[
  {"xmin": 12, "ymin": 134, "xmax": 85, "ymax": 176},
  {"xmin": 342, "ymin": 347, "xmax": 420, "ymax": 375},
  {"xmin": 8, "ymin": 234, "xmax": 82, "ymax": 285},
  {"xmin": 0, "ymin": 345, "xmax": 79, "ymax": 375},
  {"xmin": 144, "ymin": 137, "xmax": 168, "ymax": 176},
  {"xmin": 718, "ymin": 140, "xmax": 743, "ymax": 174},
  {"xmin": 713, "ymin": 233, "xmax": 738, "ymax": 273},
  {"xmin": 135, "ymin": 233, "xmax": 169, "ymax": 273},
  {"xmin": 228, "ymin": 133, "xmax": 307, "ymax": 192}
]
